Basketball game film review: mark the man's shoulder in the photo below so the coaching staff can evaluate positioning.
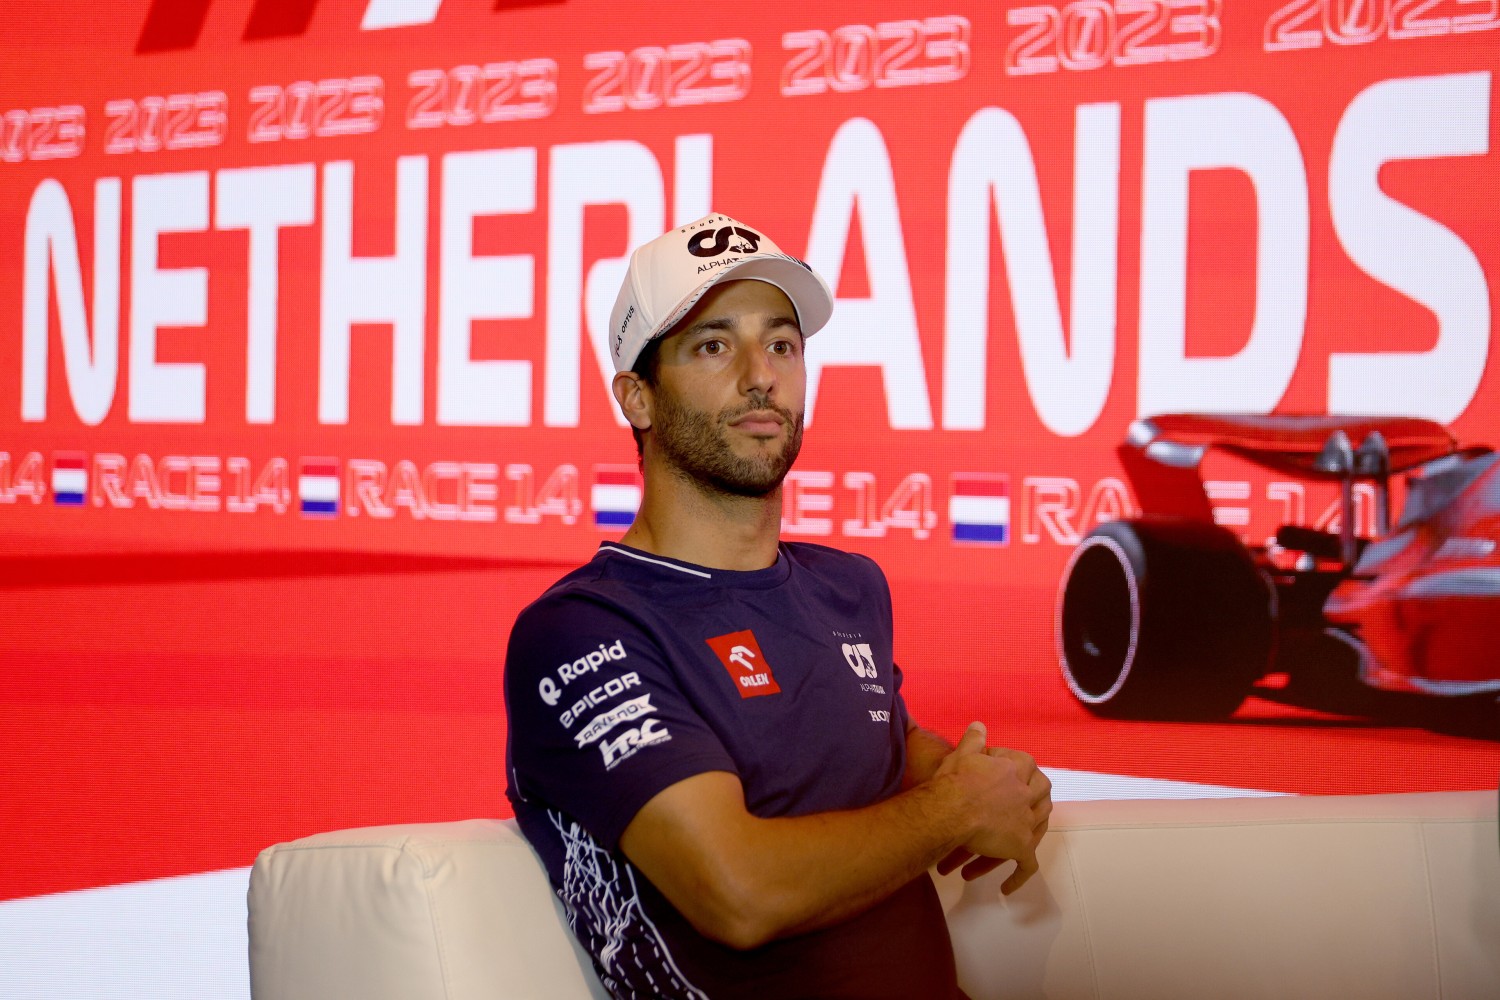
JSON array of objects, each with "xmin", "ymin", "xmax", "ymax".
[
  {"xmin": 782, "ymin": 540, "xmax": 887, "ymax": 582},
  {"xmin": 509, "ymin": 551, "xmax": 646, "ymax": 646},
  {"xmin": 526, "ymin": 540, "xmax": 720, "ymax": 608}
]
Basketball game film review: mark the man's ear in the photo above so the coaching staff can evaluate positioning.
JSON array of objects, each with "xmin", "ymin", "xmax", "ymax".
[{"xmin": 612, "ymin": 371, "xmax": 652, "ymax": 431}]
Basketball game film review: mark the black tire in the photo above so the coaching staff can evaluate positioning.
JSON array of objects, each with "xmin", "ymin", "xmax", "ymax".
[{"xmin": 1057, "ymin": 517, "xmax": 1274, "ymax": 720}]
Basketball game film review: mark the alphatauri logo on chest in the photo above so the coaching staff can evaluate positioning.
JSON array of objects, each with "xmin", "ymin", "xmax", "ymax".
[
  {"xmin": 834, "ymin": 629, "xmax": 888, "ymax": 697},
  {"xmin": 705, "ymin": 629, "xmax": 781, "ymax": 699}
]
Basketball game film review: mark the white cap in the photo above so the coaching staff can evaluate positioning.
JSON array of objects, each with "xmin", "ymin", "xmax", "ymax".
[{"xmin": 608, "ymin": 213, "xmax": 835, "ymax": 372}]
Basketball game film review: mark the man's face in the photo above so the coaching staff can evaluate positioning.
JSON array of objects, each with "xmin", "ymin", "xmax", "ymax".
[{"xmin": 644, "ymin": 279, "xmax": 807, "ymax": 498}]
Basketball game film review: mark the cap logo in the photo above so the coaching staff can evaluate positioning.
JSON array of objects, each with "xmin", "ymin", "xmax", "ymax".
[
  {"xmin": 616, "ymin": 304, "xmax": 633, "ymax": 354},
  {"xmin": 688, "ymin": 225, "xmax": 761, "ymax": 259}
]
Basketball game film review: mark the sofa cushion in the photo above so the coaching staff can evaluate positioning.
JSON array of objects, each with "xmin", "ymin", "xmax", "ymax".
[
  {"xmin": 940, "ymin": 790, "xmax": 1500, "ymax": 1000},
  {"xmin": 248, "ymin": 819, "xmax": 608, "ymax": 1000},
  {"xmin": 249, "ymin": 791, "xmax": 1499, "ymax": 1000}
]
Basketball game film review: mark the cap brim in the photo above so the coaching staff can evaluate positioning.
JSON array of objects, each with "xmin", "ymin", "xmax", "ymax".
[{"xmin": 648, "ymin": 255, "xmax": 834, "ymax": 346}]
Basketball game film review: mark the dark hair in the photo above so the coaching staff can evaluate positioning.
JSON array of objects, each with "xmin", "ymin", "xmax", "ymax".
[{"xmin": 628, "ymin": 336, "xmax": 664, "ymax": 462}]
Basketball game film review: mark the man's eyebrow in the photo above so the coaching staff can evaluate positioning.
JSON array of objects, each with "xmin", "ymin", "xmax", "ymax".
[
  {"xmin": 682, "ymin": 317, "xmax": 734, "ymax": 336},
  {"xmin": 680, "ymin": 313, "xmax": 801, "ymax": 337}
]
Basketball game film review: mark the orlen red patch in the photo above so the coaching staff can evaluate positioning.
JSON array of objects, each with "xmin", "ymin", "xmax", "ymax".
[{"xmin": 705, "ymin": 629, "xmax": 781, "ymax": 699}]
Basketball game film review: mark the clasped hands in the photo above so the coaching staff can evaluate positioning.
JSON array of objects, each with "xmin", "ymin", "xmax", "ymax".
[{"xmin": 933, "ymin": 721, "xmax": 1053, "ymax": 894}]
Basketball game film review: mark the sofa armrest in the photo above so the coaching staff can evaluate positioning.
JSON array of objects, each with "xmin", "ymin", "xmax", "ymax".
[
  {"xmin": 249, "ymin": 791, "xmax": 1498, "ymax": 1000},
  {"xmin": 248, "ymin": 818, "xmax": 608, "ymax": 1000},
  {"xmin": 940, "ymin": 790, "xmax": 1500, "ymax": 1000}
]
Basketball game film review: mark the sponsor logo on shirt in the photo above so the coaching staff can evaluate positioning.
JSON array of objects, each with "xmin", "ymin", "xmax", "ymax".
[
  {"xmin": 559, "ymin": 672, "xmax": 643, "ymax": 729},
  {"xmin": 538, "ymin": 639, "xmax": 627, "ymax": 706},
  {"xmin": 842, "ymin": 642, "xmax": 877, "ymax": 679},
  {"xmin": 574, "ymin": 694, "xmax": 655, "ymax": 747},
  {"xmin": 704, "ymin": 629, "xmax": 781, "ymax": 699},
  {"xmin": 600, "ymin": 718, "xmax": 672, "ymax": 770}
]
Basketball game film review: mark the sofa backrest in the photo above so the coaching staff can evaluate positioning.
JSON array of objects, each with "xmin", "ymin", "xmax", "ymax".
[
  {"xmin": 939, "ymin": 789, "xmax": 1499, "ymax": 1000},
  {"xmin": 248, "ymin": 790, "xmax": 1499, "ymax": 1000},
  {"xmin": 248, "ymin": 819, "xmax": 609, "ymax": 1000}
]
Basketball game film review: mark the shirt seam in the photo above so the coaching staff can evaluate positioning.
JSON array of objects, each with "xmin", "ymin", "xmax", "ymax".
[{"xmin": 600, "ymin": 543, "xmax": 714, "ymax": 579}]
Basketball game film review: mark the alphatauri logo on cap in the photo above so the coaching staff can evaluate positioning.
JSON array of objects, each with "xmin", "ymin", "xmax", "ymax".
[{"xmin": 687, "ymin": 225, "xmax": 762, "ymax": 258}]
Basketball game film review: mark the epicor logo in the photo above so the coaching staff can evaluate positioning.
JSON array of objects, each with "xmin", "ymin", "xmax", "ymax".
[
  {"xmin": 559, "ymin": 672, "xmax": 642, "ymax": 729},
  {"xmin": 705, "ymin": 629, "xmax": 781, "ymax": 700},
  {"xmin": 842, "ymin": 642, "xmax": 877, "ymax": 679},
  {"xmin": 538, "ymin": 638, "xmax": 627, "ymax": 706},
  {"xmin": 687, "ymin": 225, "xmax": 761, "ymax": 258}
]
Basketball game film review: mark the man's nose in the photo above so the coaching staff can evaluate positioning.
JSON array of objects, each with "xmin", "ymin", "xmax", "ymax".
[{"xmin": 737, "ymin": 343, "xmax": 778, "ymax": 396}]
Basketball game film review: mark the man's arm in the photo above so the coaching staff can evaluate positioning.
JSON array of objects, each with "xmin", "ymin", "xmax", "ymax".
[
  {"xmin": 905, "ymin": 721, "xmax": 1053, "ymax": 883},
  {"xmin": 619, "ymin": 721, "xmax": 1050, "ymax": 951},
  {"xmin": 903, "ymin": 722, "xmax": 956, "ymax": 789}
]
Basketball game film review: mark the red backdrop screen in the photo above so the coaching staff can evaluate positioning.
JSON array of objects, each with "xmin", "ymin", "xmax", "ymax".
[{"xmin": 0, "ymin": 1, "xmax": 1496, "ymax": 993}]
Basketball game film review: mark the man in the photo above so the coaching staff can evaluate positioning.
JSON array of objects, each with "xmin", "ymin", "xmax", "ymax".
[{"xmin": 504, "ymin": 213, "xmax": 1051, "ymax": 999}]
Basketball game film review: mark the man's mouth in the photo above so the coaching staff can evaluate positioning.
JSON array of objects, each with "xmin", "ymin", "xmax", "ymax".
[{"xmin": 728, "ymin": 410, "xmax": 787, "ymax": 436}]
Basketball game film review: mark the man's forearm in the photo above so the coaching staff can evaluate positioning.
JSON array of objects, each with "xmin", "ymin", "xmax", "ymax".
[
  {"xmin": 622, "ymin": 768, "xmax": 977, "ymax": 949},
  {"xmin": 903, "ymin": 723, "xmax": 955, "ymax": 789},
  {"xmin": 620, "ymin": 724, "xmax": 1042, "ymax": 950}
]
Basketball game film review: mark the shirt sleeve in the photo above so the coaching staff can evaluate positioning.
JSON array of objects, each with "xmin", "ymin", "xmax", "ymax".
[
  {"xmin": 863, "ymin": 550, "xmax": 913, "ymax": 762},
  {"xmin": 890, "ymin": 659, "xmax": 911, "ymax": 736},
  {"xmin": 504, "ymin": 590, "xmax": 739, "ymax": 851}
]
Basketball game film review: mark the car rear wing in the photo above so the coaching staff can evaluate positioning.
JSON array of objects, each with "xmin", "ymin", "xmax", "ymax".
[{"xmin": 1119, "ymin": 414, "xmax": 1463, "ymax": 565}]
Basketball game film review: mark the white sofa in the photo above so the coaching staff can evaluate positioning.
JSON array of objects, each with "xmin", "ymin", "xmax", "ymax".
[{"xmin": 248, "ymin": 790, "xmax": 1499, "ymax": 999}]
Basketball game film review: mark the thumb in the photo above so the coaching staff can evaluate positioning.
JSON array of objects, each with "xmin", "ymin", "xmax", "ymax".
[{"xmin": 954, "ymin": 721, "xmax": 988, "ymax": 756}]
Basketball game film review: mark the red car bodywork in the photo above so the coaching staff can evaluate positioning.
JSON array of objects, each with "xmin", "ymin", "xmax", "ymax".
[{"xmin": 1116, "ymin": 413, "xmax": 1500, "ymax": 700}]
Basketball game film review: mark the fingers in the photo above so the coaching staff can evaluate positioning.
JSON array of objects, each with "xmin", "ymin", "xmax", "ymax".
[
  {"xmin": 985, "ymin": 746, "xmax": 1040, "ymax": 781},
  {"xmin": 983, "ymin": 745, "xmax": 1033, "ymax": 766},
  {"xmin": 936, "ymin": 846, "xmax": 973, "ymax": 877},
  {"xmin": 941, "ymin": 852, "xmax": 1025, "ymax": 885},
  {"xmin": 987, "ymin": 746, "xmax": 1053, "ymax": 810},
  {"xmin": 1032, "ymin": 773, "xmax": 1054, "ymax": 813},
  {"xmin": 959, "ymin": 855, "xmax": 1006, "ymax": 882},
  {"xmin": 955, "ymin": 813, "xmax": 1048, "ymax": 886},
  {"xmin": 1000, "ymin": 847, "xmax": 1039, "ymax": 895},
  {"xmin": 942, "ymin": 730, "xmax": 1051, "ymax": 894},
  {"xmin": 954, "ymin": 721, "xmax": 988, "ymax": 756}
]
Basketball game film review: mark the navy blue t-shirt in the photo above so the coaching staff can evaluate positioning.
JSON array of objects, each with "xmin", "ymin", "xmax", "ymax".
[{"xmin": 504, "ymin": 541, "xmax": 959, "ymax": 999}]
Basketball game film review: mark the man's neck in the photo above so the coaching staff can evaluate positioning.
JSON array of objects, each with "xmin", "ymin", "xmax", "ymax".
[{"xmin": 620, "ymin": 466, "xmax": 783, "ymax": 571}]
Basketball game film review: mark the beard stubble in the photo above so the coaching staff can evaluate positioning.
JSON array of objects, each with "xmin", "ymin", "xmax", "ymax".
[{"xmin": 651, "ymin": 387, "xmax": 804, "ymax": 499}]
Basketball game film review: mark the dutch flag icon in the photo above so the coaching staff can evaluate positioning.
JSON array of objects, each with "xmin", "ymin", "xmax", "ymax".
[
  {"xmin": 949, "ymin": 474, "xmax": 1010, "ymax": 545},
  {"xmin": 51, "ymin": 453, "xmax": 87, "ymax": 506},
  {"xmin": 591, "ymin": 466, "xmax": 641, "ymax": 529},
  {"xmin": 298, "ymin": 459, "xmax": 340, "ymax": 517}
]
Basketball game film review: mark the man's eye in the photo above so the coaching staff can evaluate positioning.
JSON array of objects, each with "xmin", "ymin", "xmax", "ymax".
[{"xmin": 700, "ymin": 341, "xmax": 723, "ymax": 356}]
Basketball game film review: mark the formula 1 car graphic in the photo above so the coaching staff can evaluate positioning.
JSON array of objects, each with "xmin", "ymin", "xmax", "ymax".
[{"xmin": 1056, "ymin": 414, "xmax": 1500, "ymax": 728}]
